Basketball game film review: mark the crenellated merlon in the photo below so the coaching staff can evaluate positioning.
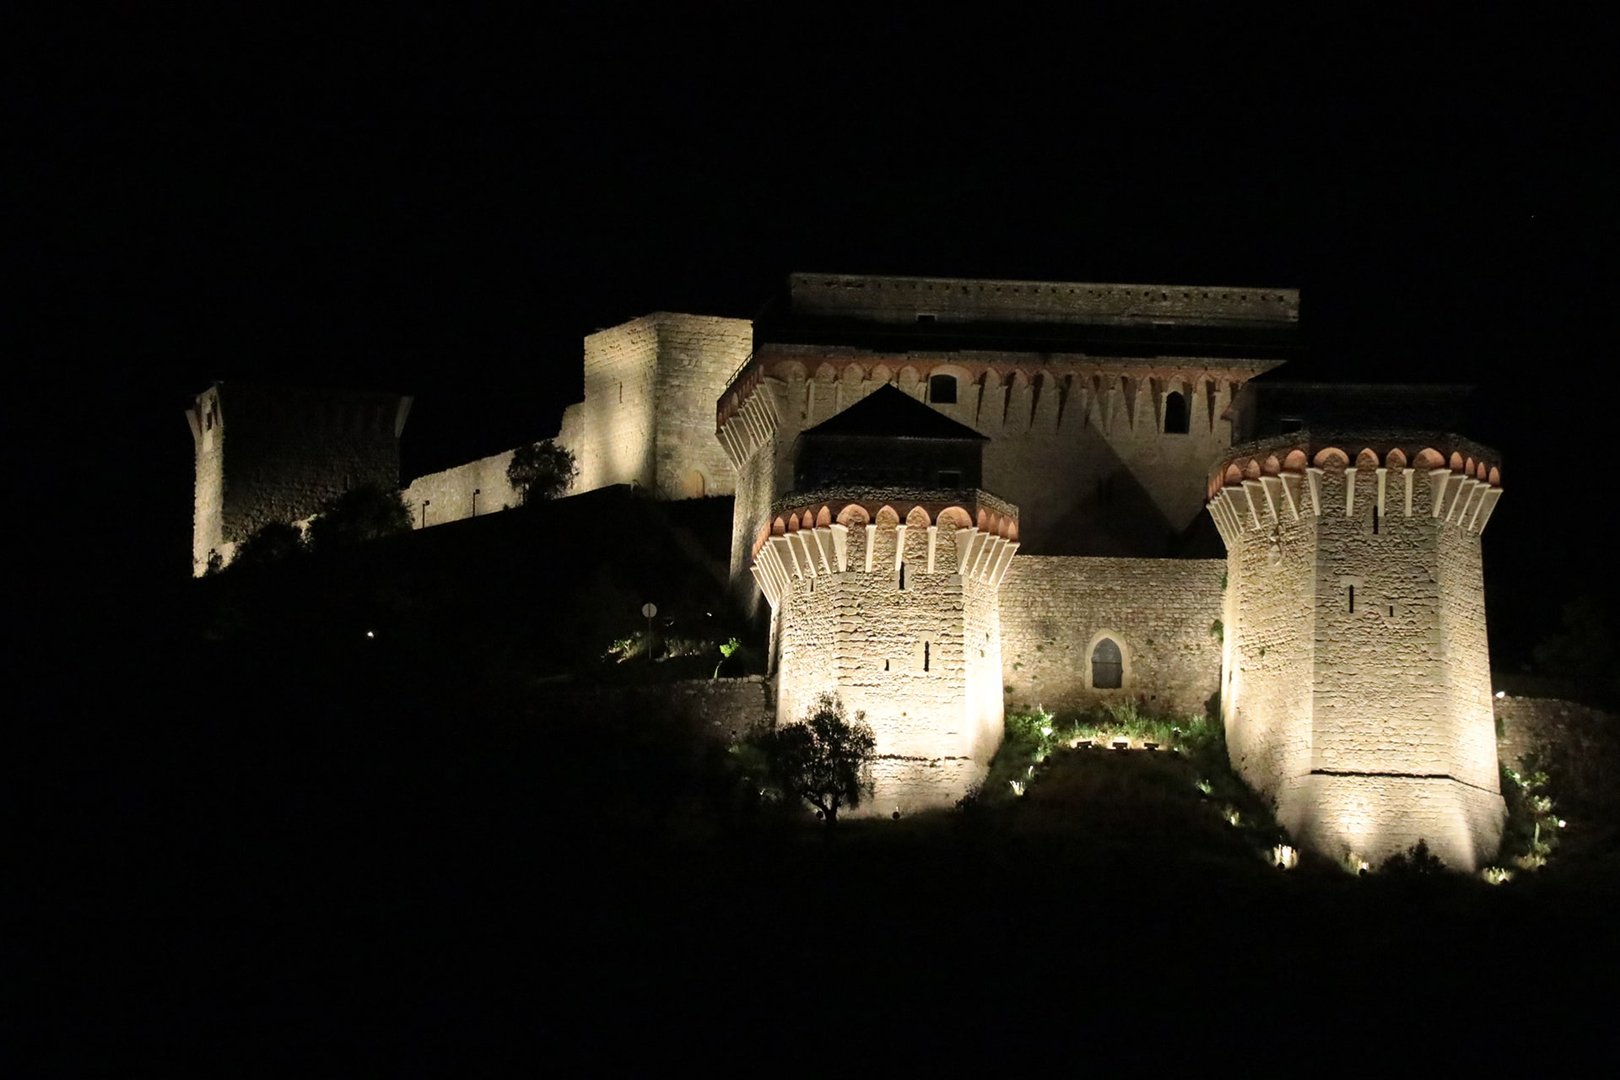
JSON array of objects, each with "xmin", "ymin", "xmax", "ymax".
[
  {"xmin": 751, "ymin": 488, "xmax": 1019, "ymax": 608},
  {"xmin": 1206, "ymin": 435, "xmax": 1504, "ymax": 547}
]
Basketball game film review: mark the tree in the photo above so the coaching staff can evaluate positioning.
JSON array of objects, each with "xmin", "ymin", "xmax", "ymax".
[
  {"xmin": 507, "ymin": 439, "xmax": 577, "ymax": 505},
  {"xmin": 306, "ymin": 484, "xmax": 413, "ymax": 554},
  {"xmin": 232, "ymin": 520, "xmax": 306, "ymax": 568},
  {"xmin": 747, "ymin": 692, "xmax": 876, "ymax": 829}
]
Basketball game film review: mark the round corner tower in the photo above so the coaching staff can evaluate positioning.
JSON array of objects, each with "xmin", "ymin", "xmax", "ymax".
[
  {"xmin": 1207, "ymin": 435, "xmax": 1506, "ymax": 870},
  {"xmin": 751, "ymin": 384, "xmax": 1019, "ymax": 814}
]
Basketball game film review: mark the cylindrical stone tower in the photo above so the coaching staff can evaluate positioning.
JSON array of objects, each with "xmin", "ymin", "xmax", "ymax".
[{"xmin": 1207, "ymin": 437, "xmax": 1506, "ymax": 871}]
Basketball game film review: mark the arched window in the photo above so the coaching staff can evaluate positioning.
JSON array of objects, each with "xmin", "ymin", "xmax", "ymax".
[
  {"xmin": 1164, "ymin": 391, "xmax": 1189, "ymax": 434},
  {"xmin": 1091, "ymin": 637, "xmax": 1123, "ymax": 689},
  {"xmin": 928, "ymin": 374, "xmax": 958, "ymax": 405}
]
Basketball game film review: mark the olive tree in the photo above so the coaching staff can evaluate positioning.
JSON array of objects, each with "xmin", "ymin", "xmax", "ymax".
[
  {"xmin": 507, "ymin": 439, "xmax": 577, "ymax": 505},
  {"xmin": 746, "ymin": 692, "xmax": 876, "ymax": 829}
]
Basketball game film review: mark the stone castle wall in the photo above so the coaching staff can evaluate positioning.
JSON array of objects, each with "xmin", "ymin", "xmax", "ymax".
[
  {"xmin": 1212, "ymin": 452, "xmax": 1505, "ymax": 869},
  {"xmin": 1495, "ymin": 695, "xmax": 1616, "ymax": 773},
  {"xmin": 765, "ymin": 508, "xmax": 1014, "ymax": 813},
  {"xmin": 719, "ymin": 357, "xmax": 1261, "ymax": 616},
  {"xmin": 562, "ymin": 316, "xmax": 661, "ymax": 493},
  {"xmin": 651, "ymin": 314, "xmax": 752, "ymax": 499},
  {"xmin": 388, "ymin": 312, "xmax": 751, "ymax": 536},
  {"xmin": 188, "ymin": 383, "xmax": 410, "ymax": 575},
  {"xmin": 789, "ymin": 273, "xmax": 1300, "ymax": 327},
  {"xmin": 532, "ymin": 676, "xmax": 773, "ymax": 746},
  {"xmin": 401, "ymin": 449, "xmax": 521, "ymax": 528},
  {"xmin": 999, "ymin": 556, "xmax": 1225, "ymax": 718}
]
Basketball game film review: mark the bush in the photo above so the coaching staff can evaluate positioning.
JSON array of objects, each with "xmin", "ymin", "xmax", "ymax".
[
  {"xmin": 739, "ymin": 692, "xmax": 876, "ymax": 828},
  {"xmin": 306, "ymin": 484, "xmax": 412, "ymax": 553},
  {"xmin": 232, "ymin": 520, "xmax": 306, "ymax": 568},
  {"xmin": 507, "ymin": 440, "xmax": 577, "ymax": 505}
]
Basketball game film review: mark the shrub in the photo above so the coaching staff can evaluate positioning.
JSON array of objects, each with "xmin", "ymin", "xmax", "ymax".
[
  {"xmin": 507, "ymin": 440, "xmax": 577, "ymax": 505},
  {"xmin": 307, "ymin": 484, "xmax": 412, "ymax": 553}
]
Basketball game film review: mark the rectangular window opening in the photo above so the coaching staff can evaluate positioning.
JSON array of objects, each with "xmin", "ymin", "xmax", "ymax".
[{"xmin": 1348, "ymin": 585, "xmax": 1356, "ymax": 613}]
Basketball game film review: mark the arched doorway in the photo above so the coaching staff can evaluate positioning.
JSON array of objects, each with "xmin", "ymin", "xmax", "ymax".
[{"xmin": 1090, "ymin": 636, "xmax": 1124, "ymax": 689}]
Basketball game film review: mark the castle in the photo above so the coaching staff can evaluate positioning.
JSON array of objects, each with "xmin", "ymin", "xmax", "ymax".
[{"xmin": 188, "ymin": 272, "xmax": 1507, "ymax": 870}]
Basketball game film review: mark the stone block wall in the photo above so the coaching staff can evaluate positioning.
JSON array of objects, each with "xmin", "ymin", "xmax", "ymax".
[
  {"xmin": 532, "ymin": 676, "xmax": 773, "ymax": 745},
  {"xmin": 999, "ymin": 556, "xmax": 1225, "ymax": 718},
  {"xmin": 652, "ymin": 313, "xmax": 751, "ymax": 500},
  {"xmin": 188, "ymin": 383, "xmax": 410, "ymax": 576},
  {"xmin": 1212, "ymin": 455, "xmax": 1506, "ymax": 870},
  {"xmin": 767, "ymin": 512, "xmax": 1013, "ymax": 814},
  {"xmin": 720, "ymin": 355, "xmax": 1260, "ymax": 611},
  {"xmin": 401, "ymin": 449, "xmax": 521, "ymax": 529},
  {"xmin": 789, "ymin": 273, "xmax": 1300, "ymax": 328},
  {"xmin": 1495, "ymin": 695, "xmax": 1616, "ymax": 774},
  {"xmin": 561, "ymin": 317, "xmax": 661, "ymax": 493}
]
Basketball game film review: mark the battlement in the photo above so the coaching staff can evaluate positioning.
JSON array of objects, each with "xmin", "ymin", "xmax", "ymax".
[
  {"xmin": 789, "ymin": 273, "xmax": 1300, "ymax": 327},
  {"xmin": 718, "ymin": 346, "xmax": 1279, "ymax": 435},
  {"xmin": 1207, "ymin": 436, "xmax": 1504, "ymax": 547},
  {"xmin": 752, "ymin": 490, "xmax": 1018, "ymax": 609}
]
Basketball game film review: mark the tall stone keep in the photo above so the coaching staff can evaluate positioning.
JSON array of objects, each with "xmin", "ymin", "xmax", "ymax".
[
  {"xmin": 1207, "ymin": 385, "xmax": 1506, "ymax": 870},
  {"xmin": 752, "ymin": 385, "xmax": 1019, "ymax": 813},
  {"xmin": 187, "ymin": 382, "xmax": 413, "ymax": 575}
]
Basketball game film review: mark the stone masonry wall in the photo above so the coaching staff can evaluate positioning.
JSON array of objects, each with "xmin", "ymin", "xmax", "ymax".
[
  {"xmin": 653, "ymin": 313, "xmax": 752, "ymax": 500},
  {"xmin": 1214, "ymin": 461, "xmax": 1505, "ymax": 870},
  {"xmin": 1000, "ymin": 556, "xmax": 1225, "ymax": 719},
  {"xmin": 772, "ymin": 518, "xmax": 1008, "ymax": 814},
  {"xmin": 1223, "ymin": 512, "xmax": 1317, "ymax": 803},
  {"xmin": 532, "ymin": 676, "xmax": 773, "ymax": 745},
  {"xmin": 1495, "ymin": 695, "xmax": 1616, "ymax": 774},
  {"xmin": 401, "ymin": 449, "xmax": 521, "ymax": 529},
  {"xmin": 789, "ymin": 274, "xmax": 1300, "ymax": 327},
  {"xmin": 721, "ymin": 359, "xmax": 1258, "ymax": 611},
  {"xmin": 560, "ymin": 316, "xmax": 660, "ymax": 494},
  {"xmin": 189, "ymin": 383, "xmax": 408, "ymax": 575}
]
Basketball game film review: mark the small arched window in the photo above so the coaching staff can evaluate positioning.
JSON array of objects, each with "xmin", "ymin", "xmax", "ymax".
[
  {"xmin": 1164, "ymin": 391, "xmax": 1189, "ymax": 434},
  {"xmin": 928, "ymin": 374, "xmax": 958, "ymax": 405},
  {"xmin": 1091, "ymin": 637, "xmax": 1123, "ymax": 689}
]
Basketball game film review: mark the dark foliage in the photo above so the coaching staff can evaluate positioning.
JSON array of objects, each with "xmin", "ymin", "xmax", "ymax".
[
  {"xmin": 231, "ymin": 520, "xmax": 306, "ymax": 568},
  {"xmin": 507, "ymin": 439, "xmax": 577, "ymax": 505},
  {"xmin": 306, "ymin": 484, "xmax": 413, "ymax": 554},
  {"xmin": 742, "ymin": 692, "xmax": 876, "ymax": 827}
]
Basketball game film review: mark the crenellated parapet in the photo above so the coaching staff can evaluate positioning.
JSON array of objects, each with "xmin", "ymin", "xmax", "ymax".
[
  {"xmin": 1206, "ymin": 434, "xmax": 1504, "ymax": 548},
  {"xmin": 1209, "ymin": 429, "xmax": 1507, "ymax": 871},
  {"xmin": 719, "ymin": 346, "xmax": 1275, "ymax": 439},
  {"xmin": 751, "ymin": 488, "xmax": 1019, "ymax": 609}
]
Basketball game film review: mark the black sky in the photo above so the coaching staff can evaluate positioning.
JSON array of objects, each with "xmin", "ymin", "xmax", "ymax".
[{"xmin": 20, "ymin": 8, "xmax": 1617, "ymax": 660}]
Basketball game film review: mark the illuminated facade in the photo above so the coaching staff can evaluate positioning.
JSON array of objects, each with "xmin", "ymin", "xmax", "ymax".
[{"xmin": 188, "ymin": 273, "xmax": 1508, "ymax": 867}]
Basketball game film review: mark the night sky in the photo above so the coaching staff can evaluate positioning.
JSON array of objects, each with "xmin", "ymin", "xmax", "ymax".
[{"xmin": 22, "ymin": 9, "xmax": 1616, "ymax": 661}]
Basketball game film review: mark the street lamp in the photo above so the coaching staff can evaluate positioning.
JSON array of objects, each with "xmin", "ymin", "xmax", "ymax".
[{"xmin": 641, "ymin": 602, "xmax": 657, "ymax": 662}]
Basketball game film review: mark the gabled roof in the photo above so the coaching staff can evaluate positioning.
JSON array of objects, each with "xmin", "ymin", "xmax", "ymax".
[{"xmin": 802, "ymin": 383, "xmax": 988, "ymax": 441}]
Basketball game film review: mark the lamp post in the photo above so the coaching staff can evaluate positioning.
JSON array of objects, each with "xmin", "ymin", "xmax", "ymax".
[{"xmin": 641, "ymin": 602, "xmax": 657, "ymax": 662}]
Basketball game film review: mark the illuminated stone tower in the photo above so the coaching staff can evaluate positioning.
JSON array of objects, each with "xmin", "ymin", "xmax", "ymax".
[
  {"xmin": 187, "ymin": 382, "xmax": 413, "ymax": 576},
  {"xmin": 1207, "ymin": 385, "xmax": 1506, "ymax": 870},
  {"xmin": 751, "ymin": 385, "xmax": 1019, "ymax": 813}
]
